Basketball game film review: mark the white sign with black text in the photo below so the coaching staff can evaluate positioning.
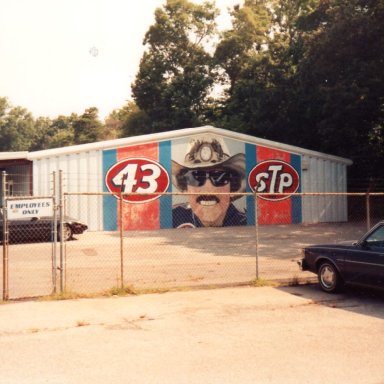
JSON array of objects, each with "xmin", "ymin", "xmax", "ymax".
[{"xmin": 6, "ymin": 198, "xmax": 53, "ymax": 219}]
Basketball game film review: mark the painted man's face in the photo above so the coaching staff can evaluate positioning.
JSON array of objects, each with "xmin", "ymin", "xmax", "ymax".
[{"xmin": 185, "ymin": 168, "xmax": 232, "ymax": 227}]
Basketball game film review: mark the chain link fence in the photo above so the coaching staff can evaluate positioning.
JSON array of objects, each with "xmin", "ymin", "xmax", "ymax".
[{"xmin": 1, "ymin": 190, "xmax": 383, "ymax": 300}]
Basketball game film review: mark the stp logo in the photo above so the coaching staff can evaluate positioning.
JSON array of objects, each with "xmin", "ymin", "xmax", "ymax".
[
  {"xmin": 105, "ymin": 157, "xmax": 169, "ymax": 203},
  {"xmin": 248, "ymin": 160, "xmax": 299, "ymax": 201}
]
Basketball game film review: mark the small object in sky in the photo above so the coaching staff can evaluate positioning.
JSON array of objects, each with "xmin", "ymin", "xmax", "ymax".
[{"xmin": 89, "ymin": 47, "xmax": 99, "ymax": 57}]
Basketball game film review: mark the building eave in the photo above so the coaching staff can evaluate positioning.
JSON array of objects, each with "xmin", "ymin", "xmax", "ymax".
[
  {"xmin": 26, "ymin": 125, "xmax": 353, "ymax": 165},
  {"xmin": 0, "ymin": 152, "xmax": 29, "ymax": 161}
]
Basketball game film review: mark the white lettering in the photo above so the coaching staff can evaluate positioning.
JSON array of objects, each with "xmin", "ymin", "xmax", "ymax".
[
  {"xmin": 255, "ymin": 172, "xmax": 269, "ymax": 192},
  {"xmin": 254, "ymin": 165, "xmax": 294, "ymax": 194},
  {"xmin": 136, "ymin": 164, "xmax": 160, "ymax": 193},
  {"xmin": 112, "ymin": 163, "xmax": 138, "ymax": 192},
  {"xmin": 112, "ymin": 163, "xmax": 161, "ymax": 194},
  {"xmin": 279, "ymin": 173, "xmax": 293, "ymax": 193},
  {"xmin": 267, "ymin": 165, "xmax": 283, "ymax": 193}
]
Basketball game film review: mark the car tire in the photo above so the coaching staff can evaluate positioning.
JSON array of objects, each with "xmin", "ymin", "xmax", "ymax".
[
  {"xmin": 59, "ymin": 224, "xmax": 73, "ymax": 241},
  {"xmin": 318, "ymin": 262, "xmax": 342, "ymax": 293}
]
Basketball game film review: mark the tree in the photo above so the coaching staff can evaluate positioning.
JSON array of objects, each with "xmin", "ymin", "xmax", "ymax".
[
  {"xmin": 29, "ymin": 116, "xmax": 53, "ymax": 150},
  {"xmin": 72, "ymin": 107, "xmax": 104, "ymax": 144},
  {"xmin": 131, "ymin": 0, "xmax": 219, "ymax": 132},
  {"xmin": 213, "ymin": 0, "xmax": 314, "ymax": 135},
  {"xmin": 46, "ymin": 115, "xmax": 77, "ymax": 148},
  {"xmin": 289, "ymin": 0, "xmax": 384, "ymax": 180},
  {"xmin": 0, "ymin": 97, "xmax": 8, "ymax": 119},
  {"xmin": 213, "ymin": 0, "xmax": 384, "ymax": 183},
  {"xmin": 109, "ymin": 101, "xmax": 151, "ymax": 137},
  {"xmin": 214, "ymin": 0, "xmax": 272, "ymax": 93},
  {"xmin": 0, "ymin": 98, "xmax": 35, "ymax": 151}
]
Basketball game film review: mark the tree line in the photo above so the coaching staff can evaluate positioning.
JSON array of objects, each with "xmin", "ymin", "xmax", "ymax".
[{"xmin": 1, "ymin": 0, "xmax": 383, "ymax": 188}]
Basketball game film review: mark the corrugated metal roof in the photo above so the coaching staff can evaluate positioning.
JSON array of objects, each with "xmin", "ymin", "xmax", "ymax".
[{"xmin": 26, "ymin": 125, "xmax": 352, "ymax": 165}]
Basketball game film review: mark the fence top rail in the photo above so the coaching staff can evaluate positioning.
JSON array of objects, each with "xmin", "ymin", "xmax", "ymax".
[
  {"xmin": 5, "ymin": 195, "xmax": 54, "ymax": 200},
  {"xmin": 63, "ymin": 191, "xmax": 384, "ymax": 197}
]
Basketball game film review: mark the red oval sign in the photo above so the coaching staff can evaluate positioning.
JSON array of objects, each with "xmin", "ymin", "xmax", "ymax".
[
  {"xmin": 105, "ymin": 157, "xmax": 170, "ymax": 203},
  {"xmin": 248, "ymin": 160, "xmax": 299, "ymax": 201}
]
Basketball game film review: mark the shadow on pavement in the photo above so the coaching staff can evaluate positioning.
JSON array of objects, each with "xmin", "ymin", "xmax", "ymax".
[{"xmin": 279, "ymin": 283, "xmax": 384, "ymax": 320}]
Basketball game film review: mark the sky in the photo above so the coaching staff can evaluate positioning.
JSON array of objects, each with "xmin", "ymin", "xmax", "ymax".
[{"xmin": 0, "ymin": 0, "xmax": 241, "ymax": 120}]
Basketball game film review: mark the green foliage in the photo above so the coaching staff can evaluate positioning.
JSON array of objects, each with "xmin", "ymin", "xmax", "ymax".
[
  {"xmin": 0, "ymin": 98, "xmax": 35, "ymax": 151},
  {"xmin": 0, "ymin": 98, "xmax": 107, "ymax": 150},
  {"xmin": 214, "ymin": 0, "xmax": 384, "ymax": 181},
  {"xmin": 47, "ymin": 115, "xmax": 76, "ymax": 148},
  {"xmin": 214, "ymin": 0, "xmax": 302, "ymax": 135},
  {"xmin": 287, "ymin": 0, "xmax": 384, "ymax": 179},
  {"xmin": 131, "ymin": 0, "xmax": 219, "ymax": 131},
  {"xmin": 214, "ymin": 0, "xmax": 273, "ymax": 91},
  {"xmin": 73, "ymin": 107, "xmax": 104, "ymax": 144},
  {"xmin": 29, "ymin": 115, "xmax": 75, "ymax": 150},
  {"xmin": 109, "ymin": 101, "xmax": 152, "ymax": 137}
]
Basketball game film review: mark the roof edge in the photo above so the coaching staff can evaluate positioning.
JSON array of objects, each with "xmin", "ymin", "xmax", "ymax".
[
  {"xmin": 0, "ymin": 152, "xmax": 29, "ymax": 161},
  {"xmin": 26, "ymin": 125, "xmax": 353, "ymax": 165}
]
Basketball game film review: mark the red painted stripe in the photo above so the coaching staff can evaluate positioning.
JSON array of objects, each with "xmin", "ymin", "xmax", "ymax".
[
  {"xmin": 116, "ymin": 143, "xmax": 160, "ymax": 230},
  {"xmin": 257, "ymin": 146, "xmax": 292, "ymax": 225}
]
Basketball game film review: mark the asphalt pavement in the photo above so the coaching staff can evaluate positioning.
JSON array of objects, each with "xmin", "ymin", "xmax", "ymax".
[{"xmin": 0, "ymin": 284, "xmax": 384, "ymax": 384}]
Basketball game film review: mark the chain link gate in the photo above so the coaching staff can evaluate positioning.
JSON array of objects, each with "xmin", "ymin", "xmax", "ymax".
[{"xmin": 1, "ymin": 171, "xmax": 68, "ymax": 300}]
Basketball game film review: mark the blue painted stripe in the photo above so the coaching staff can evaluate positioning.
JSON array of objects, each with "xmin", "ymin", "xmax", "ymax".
[
  {"xmin": 290, "ymin": 154, "xmax": 302, "ymax": 224},
  {"xmin": 245, "ymin": 143, "xmax": 256, "ymax": 225},
  {"xmin": 159, "ymin": 141, "xmax": 173, "ymax": 228},
  {"xmin": 103, "ymin": 149, "xmax": 117, "ymax": 230}
]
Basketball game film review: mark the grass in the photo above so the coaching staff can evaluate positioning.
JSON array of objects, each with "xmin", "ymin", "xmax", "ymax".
[
  {"xmin": 104, "ymin": 285, "xmax": 138, "ymax": 296},
  {"xmin": 4, "ymin": 277, "xmax": 316, "ymax": 304},
  {"xmin": 38, "ymin": 291, "xmax": 93, "ymax": 301},
  {"xmin": 250, "ymin": 278, "xmax": 279, "ymax": 287}
]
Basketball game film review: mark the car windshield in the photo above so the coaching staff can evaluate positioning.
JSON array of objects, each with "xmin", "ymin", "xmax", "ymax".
[{"xmin": 365, "ymin": 225, "xmax": 384, "ymax": 249}]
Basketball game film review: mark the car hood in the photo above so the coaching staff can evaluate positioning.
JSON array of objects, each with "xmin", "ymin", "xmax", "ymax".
[
  {"xmin": 305, "ymin": 241, "xmax": 357, "ymax": 250},
  {"xmin": 36, "ymin": 216, "xmax": 87, "ymax": 227}
]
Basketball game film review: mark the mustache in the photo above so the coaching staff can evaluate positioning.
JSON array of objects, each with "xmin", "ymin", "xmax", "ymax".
[{"xmin": 196, "ymin": 195, "xmax": 220, "ymax": 204}]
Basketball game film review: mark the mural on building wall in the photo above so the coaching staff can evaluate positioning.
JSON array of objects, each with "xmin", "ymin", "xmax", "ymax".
[
  {"xmin": 171, "ymin": 134, "xmax": 246, "ymax": 228},
  {"xmin": 103, "ymin": 142, "xmax": 168, "ymax": 231},
  {"xmin": 102, "ymin": 132, "xmax": 302, "ymax": 231},
  {"xmin": 248, "ymin": 146, "xmax": 302, "ymax": 224},
  {"xmin": 105, "ymin": 157, "xmax": 169, "ymax": 203}
]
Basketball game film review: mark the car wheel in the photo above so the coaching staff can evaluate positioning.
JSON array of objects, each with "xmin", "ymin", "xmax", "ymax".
[
  {"xmin": 59, "ymin": 224, "xmax": 73, "ymax": 241},
  {"xmin": 318, "ymin": 262, "xmax": 342, "ymax": 293}
]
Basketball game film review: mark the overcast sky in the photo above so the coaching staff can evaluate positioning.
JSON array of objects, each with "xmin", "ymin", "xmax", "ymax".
[{"xmin": 0, "ymin": 0, "xmax": 241, "ymax": 120}]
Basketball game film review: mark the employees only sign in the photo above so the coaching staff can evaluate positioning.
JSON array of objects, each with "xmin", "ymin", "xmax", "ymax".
[{"xmin": 6, "ymin": 198, "xmax": 53, "ymax": 219}]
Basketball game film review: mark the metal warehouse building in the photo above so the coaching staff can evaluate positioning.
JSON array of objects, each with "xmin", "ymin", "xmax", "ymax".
[{"xmin": 1, "ymin": 126, "xmax": 352, "ymax": 231}]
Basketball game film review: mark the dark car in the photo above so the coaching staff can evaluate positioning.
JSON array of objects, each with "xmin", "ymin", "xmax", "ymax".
[
  {"xmin": 300, "ymin": 221, "xmax": 384, "ymax": 293},
  {"xmin": 0, "ymin": 214, "xmax": 88, "ymax": 244}
]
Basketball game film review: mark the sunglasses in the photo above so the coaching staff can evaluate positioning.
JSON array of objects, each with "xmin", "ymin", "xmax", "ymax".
[{"xmin": 183, "ymin": 169, "xmax": 234, "ymax": 187}]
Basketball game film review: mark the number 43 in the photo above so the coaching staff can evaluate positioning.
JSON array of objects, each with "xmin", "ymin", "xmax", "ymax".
[{"xmin": 112, "ymin": 163, "xmax": 161, "ymax": 193}]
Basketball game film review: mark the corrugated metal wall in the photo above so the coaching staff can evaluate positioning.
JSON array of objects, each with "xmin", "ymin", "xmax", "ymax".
[
  {"xmin": 29, "ymin": 127, "xmax": 352, "ymax": 230},
  {"xmin": 32, "ymin": 150, "xmax": 350, "ymax": 230},
  {"xmin": 301, "ymin": 155, "xmax": 348, "ymax": 223},
  {"xmin": 33, "ymin": 150, "xmax": 104, "ymax": 230}
]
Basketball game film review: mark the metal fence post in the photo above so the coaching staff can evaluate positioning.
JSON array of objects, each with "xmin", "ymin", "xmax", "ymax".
[
  {"xmin": 254, "ymin": 191, "xmax": 259, "ymax": 280},
  {"xmin": 366, "ymin": 192, "xmax": 371, "ymax": 231},
  {"xmin": 119, "ymin": 189, "xmax": 124, "ymax": 289},
  {"xmin": 51, "ymin": 171, "xmax": 57, "ymax": 294},
  {"xmin": 2, "ymin": 171, "xmax": 9, "ymax": 301},
  {"xmin": 58, "ymin": 170, "xmax": 65, "ymax": 293}
]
